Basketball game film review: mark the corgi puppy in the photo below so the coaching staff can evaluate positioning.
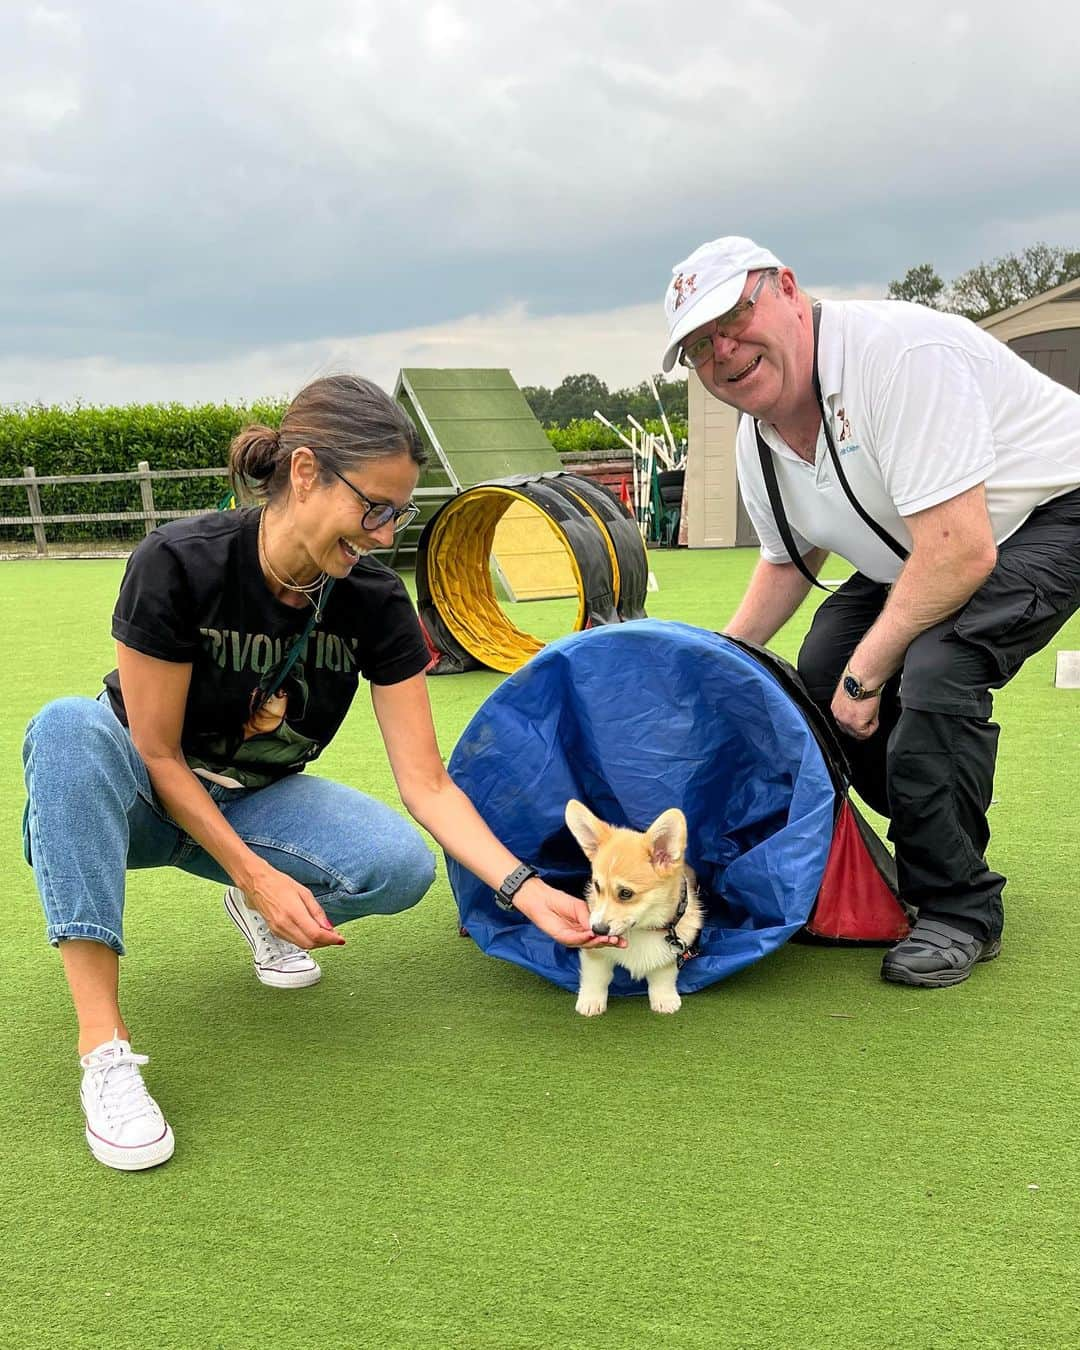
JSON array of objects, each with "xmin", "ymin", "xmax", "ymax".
[{"xmin": 564, "ymin": 800, "xmax": 704, "ymax": 1017}]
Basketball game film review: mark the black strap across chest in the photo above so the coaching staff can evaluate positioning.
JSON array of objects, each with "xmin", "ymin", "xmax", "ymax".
[
  {"xmin": 754, "ymin": 303, "xmax": 909, "ymax": 592},
  {"xmin": 251, "ymin": 578, "xmax": 337, "ymax": 712}
]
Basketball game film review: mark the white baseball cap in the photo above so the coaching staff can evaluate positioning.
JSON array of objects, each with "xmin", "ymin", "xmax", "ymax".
[{"xmin": 661, "ymin": 235, "xmax": 784, "ymax": 373}]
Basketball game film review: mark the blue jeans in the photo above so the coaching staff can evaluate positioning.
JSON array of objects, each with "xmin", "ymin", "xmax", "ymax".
[{"xmin": 21, "ymin": 696, "xmax": 436, "ymax": 956}]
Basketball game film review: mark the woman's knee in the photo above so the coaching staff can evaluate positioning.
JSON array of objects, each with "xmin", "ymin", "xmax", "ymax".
[
  {"xmin": 332, "ymin": 818, "xmax": 436, "ymax": 920},
  {"xmin": 378, "ymin": 824, "xmax": 437, "ymax": 913},
  {"xmin": 395, "ymin": 833, "xmax": 438, "ymax": 911},
  {"xmin": 25, "ymin": 696, "xmax": 128, "ymax": 776},
  {"xmin": 23, "ymin": 697, "xmax": 146, "ymax": 851}
]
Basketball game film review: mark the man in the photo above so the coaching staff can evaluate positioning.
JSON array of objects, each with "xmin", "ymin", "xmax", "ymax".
[{"xmin": 661, "ymin": 235, "xmax": 1080, "ymax": 987}]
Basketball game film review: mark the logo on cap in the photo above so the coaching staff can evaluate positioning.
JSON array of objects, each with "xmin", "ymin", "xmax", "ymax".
[{"xmin": 671, "ymin": 273, "xmax": 697, "ymax": 311}]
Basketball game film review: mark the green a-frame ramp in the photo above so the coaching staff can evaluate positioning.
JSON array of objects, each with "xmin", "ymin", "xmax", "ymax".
[
  {"xmin": 386, "ymin": 369, "xmax": 563, "ymax": 567},
  {"xmin": 388, "ymin": 364, "xmax": 572, "ymax": 591},
  {"xmin": 394, "ymin": 367, "xmax": 562, "ymax": 492},
  {"xmin": 394, "ymin": 369, "xmax": 612, "ymax": 618},
  {"xmin": 383, "ymin": 369, "xmax": 569, "ymax": 580}
]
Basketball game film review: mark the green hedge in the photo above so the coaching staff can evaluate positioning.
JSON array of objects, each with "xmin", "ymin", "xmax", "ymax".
[
  {"xmin": 547, "ymin": 416, "xmax": 688, "ymax": 455},
  {"xmin": 0, "ymin": 401, "xmax": 687, "ymax": 549},
  {"xmin": 0, "ymin": 401, "xmax": 287, "ymax": 546}
]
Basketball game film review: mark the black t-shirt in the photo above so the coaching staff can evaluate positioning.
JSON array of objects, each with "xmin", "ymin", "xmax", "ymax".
[{"xmin": 103, "ymin": 508, "xmax": 430, "ymax": 788}]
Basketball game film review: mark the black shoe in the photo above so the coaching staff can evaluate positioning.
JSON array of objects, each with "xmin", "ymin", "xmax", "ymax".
[{"xmin": 881, "ymin": 918, "xmax": 1002, "ymax": 989}]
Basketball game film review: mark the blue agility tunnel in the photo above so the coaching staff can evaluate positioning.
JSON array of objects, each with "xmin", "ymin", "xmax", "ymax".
[{"xmin": 447, "ymin": 619, "xmax": 840, "ymax": 996}]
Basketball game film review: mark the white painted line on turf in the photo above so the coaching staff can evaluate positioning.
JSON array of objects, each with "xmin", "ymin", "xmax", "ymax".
[{"xmin": 1055, "ymin": 651, "xmax": 1080, "ymax": 689}]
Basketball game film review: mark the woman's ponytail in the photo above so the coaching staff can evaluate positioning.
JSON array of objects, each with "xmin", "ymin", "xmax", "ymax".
[{"xmin": 228, "ymin": 423, "xmax": 286, "ymax": 503}]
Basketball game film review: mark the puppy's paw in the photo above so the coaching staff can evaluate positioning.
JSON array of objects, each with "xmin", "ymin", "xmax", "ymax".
[
  {"xmin": 575, "ymin": 994, "xmax": 608, "ymax": 1017},
  {"xmin": 649, "ymin": 993, "xmax": 682, "ymax": 1014}
]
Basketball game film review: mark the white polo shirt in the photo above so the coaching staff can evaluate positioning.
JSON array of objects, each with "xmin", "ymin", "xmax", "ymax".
[{"xmin": 735, "ymin": 299, "xmax": 1080, "ymax": 583}]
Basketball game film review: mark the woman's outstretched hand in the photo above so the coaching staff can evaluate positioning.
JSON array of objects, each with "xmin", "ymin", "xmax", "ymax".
[{"xmin": 510, "ymin": 877, "xmax": 627, "ymax": 950}]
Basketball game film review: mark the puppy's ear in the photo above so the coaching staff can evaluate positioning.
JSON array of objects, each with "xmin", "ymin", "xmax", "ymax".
[
  {"xmin": 645, "ymin": 808, "xmax": 687, "ymax": 873},
  {"xmin": 564, "ymin": 799, "xmax": 611, "ymax": 860}
]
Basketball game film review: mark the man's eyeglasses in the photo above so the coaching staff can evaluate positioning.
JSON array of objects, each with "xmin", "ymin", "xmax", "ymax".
[
  {"xmin": 327, "ymin": 466, "xmax": 419, "ymax": 534},
  {"xmin": 678, "ymin": 269, "xmax": 776, "ymax": 370}
]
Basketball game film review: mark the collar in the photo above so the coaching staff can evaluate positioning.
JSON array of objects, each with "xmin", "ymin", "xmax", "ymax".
[{"xmin": 647, "ymin": 875, "xmax": 691, "ymax": 952}]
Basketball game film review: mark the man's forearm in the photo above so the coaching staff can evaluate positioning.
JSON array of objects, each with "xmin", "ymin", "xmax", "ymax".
[
  {"xmin": 723, "ymin": 549, "xmax": 827, "ymax": 646},
  {"xmin": 848, "ymin": 547, "xmax": 996, "ymax": 688}
]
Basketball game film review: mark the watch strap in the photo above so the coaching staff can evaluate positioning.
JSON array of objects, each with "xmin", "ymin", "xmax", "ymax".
[
  {"xmin": 843, "ymin": 667, "xmax": 885, "ymax": 699},
  {"xmin": 494, "ymin": 863, "xmax": 538, "ymax": 912}
]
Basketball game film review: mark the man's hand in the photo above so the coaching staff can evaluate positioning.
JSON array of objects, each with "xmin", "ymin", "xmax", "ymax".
[
  {"xmin": 512, "ymin": 878, "xmax": 627, "ymax": 950},
  {"xmin": 831, "ymin": 682, "xmax": 882, "ymax": 740}
]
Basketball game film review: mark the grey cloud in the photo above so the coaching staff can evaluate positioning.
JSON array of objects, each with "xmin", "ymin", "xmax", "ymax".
[{"xmin": 2, "ymin": 0, "xmax": 1079, "ymax": 394}]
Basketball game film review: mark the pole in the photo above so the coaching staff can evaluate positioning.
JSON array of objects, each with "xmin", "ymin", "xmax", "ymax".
[
  {"xmin": 629, "ymin": 414, "xmax": 673, "ymax": 470},
  {"xmin": 23, "ymin": 466, "xmax": 48, "ymax": 556},
  {"xmin": 648, "ymin": 376, "xmax": 679, "ymax": 463},
  {"xmin": 592, "ymin": 410, "xmax": 636, "ymax": 457}
]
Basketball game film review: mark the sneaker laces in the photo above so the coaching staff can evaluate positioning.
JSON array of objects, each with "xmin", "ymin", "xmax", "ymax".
[
  {"xmin": 244, "ymin": 903, "xmax": 308, "ymax": 966},
  {"xmin": 81, "ymin": 1045, "xmax": 158, "ymax": 1130}
]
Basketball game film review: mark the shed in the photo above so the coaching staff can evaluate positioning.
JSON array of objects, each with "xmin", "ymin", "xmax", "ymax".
[
  {"xmin": 978, "ymin": 277, "xmax": 1080, "ymax": 394},
  {"xmin": 685, "ymin": 369, "xmax": 758, "ymax": 548}
]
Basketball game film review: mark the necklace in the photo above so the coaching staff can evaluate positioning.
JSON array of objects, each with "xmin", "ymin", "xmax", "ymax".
[{"xmin": 258, "ymin": 510, "xmax": 329, "ymax": 620}]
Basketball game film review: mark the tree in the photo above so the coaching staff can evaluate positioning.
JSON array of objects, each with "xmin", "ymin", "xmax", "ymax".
[
  {"xmin": 607, "ymin": 376, "xmax": 688, "ymax": 426},
  {"xmin": 889, "ymin": 243, "xmax": 1080, "ymax": 324},
  {"xmin": 544, "ymin": 373, "xmax": 611, "ymax": 425},
  {"xmin": 887, "ymin": 263, "xmax": 946, "ymax": 309},
  {"xmin": 521, "ymin": 373, "xmax": 688, "ymax": 428},
  {"xmin": 519, "ymin": 383, "xmax": 552, "ymax": 424},
  {"xmin": 948, "ymin": 243, "xmax": 1080, "ymax": 321}
]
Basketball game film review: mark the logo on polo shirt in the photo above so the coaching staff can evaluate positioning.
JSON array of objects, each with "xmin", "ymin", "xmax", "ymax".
[{"xmin": 835, "ymin": 406, "xmax": 860, "ymax": 456}]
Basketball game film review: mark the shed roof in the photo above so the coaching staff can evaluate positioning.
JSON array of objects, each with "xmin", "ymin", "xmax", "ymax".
[{"xmin": 978, "ymin": 276, "xmax": 1080, "ymax": 332}]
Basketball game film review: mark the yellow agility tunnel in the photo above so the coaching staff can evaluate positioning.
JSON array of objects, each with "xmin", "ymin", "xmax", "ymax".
[{"xmin": 416, "ymin": 472, "xmax": 649, "ymax": 674}]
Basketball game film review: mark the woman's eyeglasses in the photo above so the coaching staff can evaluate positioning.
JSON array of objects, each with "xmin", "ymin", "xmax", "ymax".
[{"xmin": 326, "ymin": 466, "xmax": 419, "ymax": 534}]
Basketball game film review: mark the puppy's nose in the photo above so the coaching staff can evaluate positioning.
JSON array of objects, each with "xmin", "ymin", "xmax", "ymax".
[{"xmin": 591, "ymin": 920, "xmax": 610, "ymax": 936}]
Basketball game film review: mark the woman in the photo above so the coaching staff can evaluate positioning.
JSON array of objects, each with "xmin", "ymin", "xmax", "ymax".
[{"xmin": 22, "ymin": 374, "xmax": 620, "ymax": 1172}]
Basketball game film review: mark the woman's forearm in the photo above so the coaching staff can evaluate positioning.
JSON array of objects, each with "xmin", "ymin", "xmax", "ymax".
[
  {"xmin": 402, "ymin": 775, "xmax": 521, "ymax": 889},
  {"xmin": 139, "ymin": 753, "xmax": 272, "ymax": 891}
]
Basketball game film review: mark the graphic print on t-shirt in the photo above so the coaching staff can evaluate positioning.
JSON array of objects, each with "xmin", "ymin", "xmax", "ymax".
[
  {"xmin": 106, "ymin": 510, "xmax": 432, "ymax": 791},
  {"xmin": 186, "ymin": 624, "xmax": 362, "ymax": 785}
]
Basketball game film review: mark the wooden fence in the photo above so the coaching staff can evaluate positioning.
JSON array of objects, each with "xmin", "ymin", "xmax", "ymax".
[{"xmin": 0, "ymin": 463, "xmax": 454, "ymax": 563}]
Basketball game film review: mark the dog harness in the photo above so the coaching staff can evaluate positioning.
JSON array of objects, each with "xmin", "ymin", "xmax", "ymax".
[{"xmin": 658, "ymin": 877, "xmax": 700, "ymax": 968}]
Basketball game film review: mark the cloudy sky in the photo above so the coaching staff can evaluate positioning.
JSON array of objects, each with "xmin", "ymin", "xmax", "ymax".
[{"xmin": 3, "ymin": 0, "xmax": 1079, "ymax": 406}]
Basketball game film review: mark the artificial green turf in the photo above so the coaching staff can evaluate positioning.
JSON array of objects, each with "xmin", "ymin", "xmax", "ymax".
[{"xmin": 2, "ymin": 550, "xmax": 1078, "ymax": 1350}]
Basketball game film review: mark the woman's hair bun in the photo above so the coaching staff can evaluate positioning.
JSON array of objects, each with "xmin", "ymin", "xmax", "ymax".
[{"xmin": 228, "ymin": 423, "xmax": 282, "ymax": 500}]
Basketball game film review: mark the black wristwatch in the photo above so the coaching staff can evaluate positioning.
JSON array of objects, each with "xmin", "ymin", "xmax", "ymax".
[
  {"xmin": 494, "ymin": 863, "xmax": 538, "ymax": 912},
  {"xmin": 841, "ymin": 667, "xmax": 885, "ymax": 701}
]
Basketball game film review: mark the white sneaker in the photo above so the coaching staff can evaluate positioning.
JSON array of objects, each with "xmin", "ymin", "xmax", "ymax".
[
  {"xmin": 223, "ymin": 886, "xmax": 322, "ymax": 989},
  {"xmin": 80, "ymin": 1034, "xmax": 175, "ymax": 1171}
]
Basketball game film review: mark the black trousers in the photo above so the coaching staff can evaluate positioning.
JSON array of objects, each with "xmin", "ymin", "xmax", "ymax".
[{"xmin": 796, "ymin": 486, "xmax": 1080, "ymax": 940}]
